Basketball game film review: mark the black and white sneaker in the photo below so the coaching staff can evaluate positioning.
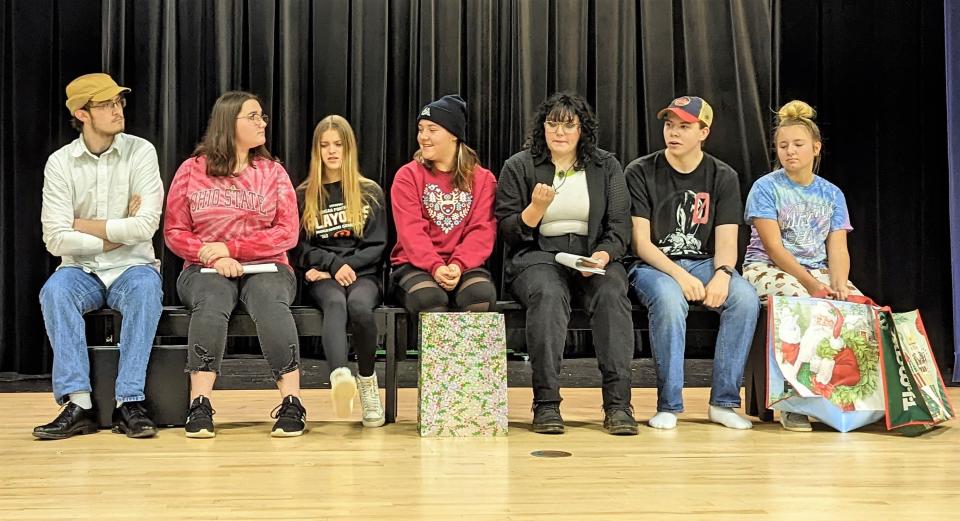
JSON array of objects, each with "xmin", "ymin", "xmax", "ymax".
[
  {"xmin": 184, "ymin": 396, "xmax": 216, "ymax": 439},
  {"xmin": 270, "ymin": 395, "xmax": 306, "ymax": 437}
]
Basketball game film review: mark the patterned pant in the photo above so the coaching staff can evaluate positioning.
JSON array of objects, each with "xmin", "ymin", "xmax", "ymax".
[{"xmin": 742, "ymin": 263, "xmax": 862, "ymax": 299}]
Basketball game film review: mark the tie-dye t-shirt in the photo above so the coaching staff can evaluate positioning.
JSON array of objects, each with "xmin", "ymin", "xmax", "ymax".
[{"xmin": 743, "ymin": 169, "xmax": 852, "ymax": 269}]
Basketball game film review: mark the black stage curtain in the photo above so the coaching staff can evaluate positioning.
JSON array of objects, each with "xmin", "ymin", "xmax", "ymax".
[
  {"xmin": 2, "ymin": 1, "xmax": 949, "ymax": 374},
  {"xmin": 777, "ymin": 1, "xmax": 953, "ymax": 370}
]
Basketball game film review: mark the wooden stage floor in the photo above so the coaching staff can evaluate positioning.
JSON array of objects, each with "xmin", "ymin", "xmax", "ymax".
[{"xmin": 2, "ymin": 387, "xmax": 958, "ymax": 520}]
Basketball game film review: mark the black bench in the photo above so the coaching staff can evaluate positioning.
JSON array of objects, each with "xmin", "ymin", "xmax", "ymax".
[
  {"xmin": 86, "ymin": 305, "xmax": 405, "ymax": 427},
  {"xmin": 87, "ymin": 302, "xmax": 769, "ymax": 428}
]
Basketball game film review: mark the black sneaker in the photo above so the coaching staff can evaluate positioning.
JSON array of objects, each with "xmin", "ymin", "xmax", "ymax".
[
  {"xmin": 603, "ymin": 407, "xmax": 639, "ymax": 436},
  {"xmin": 185, "ymin": 396, "xmax": 216, "ymax": 439},
  {"xmin": 33, "ymin": 402, "xmax": 99, "ymax": 440},
  {"xmin": 532, "ymin": 402, "xmax": 565, "ymax": 434},
  {"xmin": 270, "ymin": 395, "xmax": 306, "ymax": 437},
  {"xmin": 112, "ymin": 401, "xmax": 157, "ymax": 438}
]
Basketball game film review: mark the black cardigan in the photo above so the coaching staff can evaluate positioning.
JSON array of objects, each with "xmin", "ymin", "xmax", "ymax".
[{"xmin": 494, "ymin": 148, "xmax": 631, "ymax": 283}]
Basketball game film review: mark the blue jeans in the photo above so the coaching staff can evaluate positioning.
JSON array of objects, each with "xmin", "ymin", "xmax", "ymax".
[
  {"xmin": 628, "ymin": 258, "xmax": 759, "ymax": 413},
  {"xmin": 39, "ymin": 265, "xmax": 162, "ymax": 405}
]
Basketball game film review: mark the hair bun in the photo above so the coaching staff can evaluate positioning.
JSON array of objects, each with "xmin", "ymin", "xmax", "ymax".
[{"xmin": 777, "ymin": 100, "xmax": 816, "ymax": 122}]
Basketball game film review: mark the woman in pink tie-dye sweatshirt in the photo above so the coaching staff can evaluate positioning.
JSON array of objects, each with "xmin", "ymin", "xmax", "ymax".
[{"xmin": 164, "ymin": 91, "xmax": 305, "ymax": 439}]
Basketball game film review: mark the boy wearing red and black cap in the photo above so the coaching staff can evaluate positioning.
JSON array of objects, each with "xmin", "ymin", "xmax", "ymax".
[{"xmin": 624, "ymin": 96, "xmax": 759, "ymax": 431}]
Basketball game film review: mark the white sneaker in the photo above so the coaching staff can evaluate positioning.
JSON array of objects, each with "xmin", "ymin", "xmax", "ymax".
[
  {"xmin": 330, "ymin": 367, "xmax": 357, "ymax": 418},
  {"xmin": 356, "ymin": 373, "xmax": 385, "ymax": 428}
]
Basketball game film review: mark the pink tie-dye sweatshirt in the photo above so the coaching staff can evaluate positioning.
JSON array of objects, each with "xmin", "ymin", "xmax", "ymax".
[{"xmin": 164, "ymin": 156, "xmax": 299, "ymax": 269}]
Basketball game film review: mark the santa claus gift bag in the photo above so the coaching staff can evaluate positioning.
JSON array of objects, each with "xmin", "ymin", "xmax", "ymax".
[
  {"xmin": 766, "ymin": 296, "xmax": 955, "ymax": 433},
  {"xmin": 766, "ymin": 296, "xmax": 885, "ymax": 432},
  {"xmin": 418, "ymin": 312, "xmax": 508, "ymax": 437}
]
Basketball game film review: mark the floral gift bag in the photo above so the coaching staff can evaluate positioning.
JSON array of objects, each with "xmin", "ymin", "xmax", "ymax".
[{"xmin": 418, "ymin": 312, "xmax": 508, "ymax": 437}]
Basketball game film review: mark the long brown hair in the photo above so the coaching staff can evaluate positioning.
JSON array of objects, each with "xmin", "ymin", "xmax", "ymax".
[
  {"xmin": 413, "ymin": 141, "xmax": 479, "ymax": 192},
  {"xmin": 298, "ymin": 116, "xmax": 382, "ymax": 237},
  {"xmin": 193, "ymin": 91, "xmax": 275, "ymax": 177}
]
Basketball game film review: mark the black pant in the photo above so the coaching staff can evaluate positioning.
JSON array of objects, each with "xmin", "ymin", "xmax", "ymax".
[
  {"xmin": 177, "ymin": 265, "xmax": 299, "ymax": 380},
  {"xmin": 510, "ymin": 262, "xmax": 634, "ymax": 409},
  {"xmin": 307, "ymin": 275, "xmax": 380, "ymax": 377}
]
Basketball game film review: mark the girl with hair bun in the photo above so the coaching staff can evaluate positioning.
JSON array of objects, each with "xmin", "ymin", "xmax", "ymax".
[{"xmin": 742, "ymin": 100, "xmax": 864, "ymax": 432}]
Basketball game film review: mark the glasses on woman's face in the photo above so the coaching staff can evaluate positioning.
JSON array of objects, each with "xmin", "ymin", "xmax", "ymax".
[
  {"xmin": 86, "ymin": 97, "xmax": 127, "ymax": 112},
  {"xmin": 544, "ymin": 120, "xmax": 580, "ymax": 133},
  {"xmin": 237, "ymin": 112, "xmax": 269, "ymax": 125}
]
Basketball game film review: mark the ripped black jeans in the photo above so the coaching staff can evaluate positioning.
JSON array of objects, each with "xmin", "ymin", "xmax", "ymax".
[{"xmin": 176, "ymin": 264, "xmax": 300, "ymax": 380}]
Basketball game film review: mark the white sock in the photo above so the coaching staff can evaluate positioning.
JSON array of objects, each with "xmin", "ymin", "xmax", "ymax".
[
  {"xmin": 648, "ymin": 411, "xmax": 678, "ymax": 429},
  {"xmin": 69, "ymin": 392, "xmax": 93, "ymax": 410},
  {"xmin": 708, "ymin": 405, "xmax": 753, "ymax": 430}
]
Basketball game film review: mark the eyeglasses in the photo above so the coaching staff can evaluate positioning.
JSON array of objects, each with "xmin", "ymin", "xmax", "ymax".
[
  {"xmin": 544, "ymin": 120, "xmax": 580, "ymax": 133},
  {"xmin": 86, "ymin": 97, "xmax": 127, "ymax": 112},
  {"xmin": 238, "ymin": 112, "xmax": 270, "ymax": 124}
]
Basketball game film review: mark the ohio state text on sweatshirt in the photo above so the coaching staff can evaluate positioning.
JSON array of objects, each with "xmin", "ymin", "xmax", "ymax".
[{"xmin": 164, "ymin": 156, "xmax": 299, "ymax": 268}]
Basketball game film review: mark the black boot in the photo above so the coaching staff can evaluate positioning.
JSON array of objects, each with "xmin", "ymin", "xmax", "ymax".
[
  {"xmin": 532, "ymin": 402, "xmax": 565, "ymax": 434},
  {"xmin": 603, "ymin": 407, "xmax": 639, "ymax": 436}
]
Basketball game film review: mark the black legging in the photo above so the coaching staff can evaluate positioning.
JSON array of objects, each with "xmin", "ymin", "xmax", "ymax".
[
  {"xmin": 307, "ymin": 275, "xmax": 380, "ymax": 377},
  {"xmin": 391, "ymin": 264, "xmax": 497, "ymax": 313}
]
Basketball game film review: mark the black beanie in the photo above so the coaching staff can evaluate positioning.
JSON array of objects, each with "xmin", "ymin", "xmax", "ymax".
[{"xmin": 417, "ymin": 94, "xmax": 467, "ymax": 144}]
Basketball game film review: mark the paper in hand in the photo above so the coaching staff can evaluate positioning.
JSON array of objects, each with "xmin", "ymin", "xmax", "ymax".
[
  {"xmin": 554, "ymin": 252, "xmax": 606, "ymax": 275},
  {"xmin": 200, "ymin": 263, "xmax": 278, "ymax": 274}
]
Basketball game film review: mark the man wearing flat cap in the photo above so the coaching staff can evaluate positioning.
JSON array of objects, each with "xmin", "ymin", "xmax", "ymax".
[{"xmin": 34, "ymin": 73, "xmax": 164, "ymax": 440}]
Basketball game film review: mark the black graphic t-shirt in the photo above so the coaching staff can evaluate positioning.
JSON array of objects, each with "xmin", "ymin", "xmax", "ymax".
[
  {"xmin": 294, "ymin": 181, "xmax": 387, "ymax": 278},
  {"xmin": 624, "ymin": 150, "xmax": 742, "ymax": 259}
]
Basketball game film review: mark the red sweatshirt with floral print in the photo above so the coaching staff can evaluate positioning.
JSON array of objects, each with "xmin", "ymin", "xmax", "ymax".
[{"xmin": 164, "ymin": 156, "xmax": 299, "ymax": 269}]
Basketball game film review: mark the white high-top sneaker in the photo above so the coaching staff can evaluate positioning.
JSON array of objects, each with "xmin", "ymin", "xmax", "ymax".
[
  {"xmin": 330, "ymin": 367, "xmax": 357, "ymax": 418},
  {"xmin": 356, "ymin": 373, "xmax": 385, "ymax": 427}
]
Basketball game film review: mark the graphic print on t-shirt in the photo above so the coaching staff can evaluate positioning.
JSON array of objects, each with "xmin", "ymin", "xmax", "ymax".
[
  {"xmin": 778, "ymin": 200, "xmax": 833, "ymax": 253},
  {"xmin": 314, "ymin": 201, "xmax": 371, "ymax": 239},
  {"xmin": 422, "ymin": 183, "xmax": 473, "ymax": 234},
  {"xmin": 660, "ymin": 190, "xmax": 711, "ymax": 256}
]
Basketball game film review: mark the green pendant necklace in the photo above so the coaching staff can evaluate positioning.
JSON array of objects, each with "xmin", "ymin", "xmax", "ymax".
[{"xmin": 552, "ymin": 160, "xmax": 577, "ymax": 194}]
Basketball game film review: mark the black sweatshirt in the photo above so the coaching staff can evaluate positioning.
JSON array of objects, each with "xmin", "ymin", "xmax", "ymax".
[{"xmin": 294, "ymin": 181, "xmax": 387, "ymax": 278}]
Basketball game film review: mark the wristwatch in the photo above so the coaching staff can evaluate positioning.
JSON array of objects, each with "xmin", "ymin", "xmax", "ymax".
[{"xmin": 715, "ymin": 265, "xmax": 734, "ymax": 276}]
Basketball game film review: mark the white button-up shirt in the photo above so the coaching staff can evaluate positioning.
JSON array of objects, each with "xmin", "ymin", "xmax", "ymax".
[{"xmin": 41, "ymin": 133, "xmax": 164, "ymax": 288}]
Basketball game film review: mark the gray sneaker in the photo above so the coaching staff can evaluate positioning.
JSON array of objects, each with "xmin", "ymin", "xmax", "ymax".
[
  {"xmin": 356, "ymin": 373, "xmax": 385, "ymax": 428},
  {"xmin": 780, "ymin": 411, "xmax": 812, "ymax": 432}
]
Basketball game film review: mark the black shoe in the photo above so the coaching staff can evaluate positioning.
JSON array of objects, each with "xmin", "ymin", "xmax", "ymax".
[
  {"xmin": 185, "ymin": 396, "xmax": 216, "ymax": 439},
  {"xmin": 111, "ymin": 401, "xmax": 157, "ymax": 438},
  {"xmin": 532, "ymin": 402, "xmax": 565, "ymax": 434},
  {"xmin": 270, "ymin": 395, "xmax": 306, "ymax": 437},
  {"xmin": 33, "ymin": 402, "xmax": 98, "ymax": 440},
  {"xmin": 603, "ymin": 407, "xmax": 639, "ymax": 436}
]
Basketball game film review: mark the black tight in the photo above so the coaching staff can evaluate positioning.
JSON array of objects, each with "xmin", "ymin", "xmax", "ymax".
[{"xmin": 391, "ymin": 265, "xmax": 497, "ymax": 313}]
